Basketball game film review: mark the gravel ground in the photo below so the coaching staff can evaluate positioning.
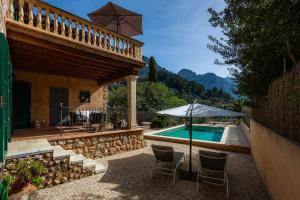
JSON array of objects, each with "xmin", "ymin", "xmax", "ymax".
[{"xmin": 32, "ymin": 140, "xmax": 268, "ymax": 200}]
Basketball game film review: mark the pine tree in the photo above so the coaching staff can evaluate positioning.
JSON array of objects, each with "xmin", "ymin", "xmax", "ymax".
[{"xmin": 148, "ymin": 56, "xmax": 157, "ymax": 82}]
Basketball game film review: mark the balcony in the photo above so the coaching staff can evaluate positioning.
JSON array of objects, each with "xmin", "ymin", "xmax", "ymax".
[{"xmin": 5, "ymin": 0, "xmax": 144, "ymax": 84}]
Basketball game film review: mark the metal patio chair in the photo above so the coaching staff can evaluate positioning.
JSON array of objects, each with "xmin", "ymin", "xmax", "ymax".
[
  {"xmin": 197, "ymin": 150, "xmax": 229, "ymax": 198},
  {"xmin": 150, "ymin": 144, "xmax": 185, "ymax": 184}
]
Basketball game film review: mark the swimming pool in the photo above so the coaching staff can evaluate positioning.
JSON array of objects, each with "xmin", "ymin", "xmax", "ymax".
[{"xmin": 154, "ymin": 125, "xmax": 224, "ymax": 142}]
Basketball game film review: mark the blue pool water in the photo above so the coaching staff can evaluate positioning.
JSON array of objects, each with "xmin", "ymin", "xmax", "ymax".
[{"xmin": 154, "ymin": 126, "xmax": 224, "ymax": 142}]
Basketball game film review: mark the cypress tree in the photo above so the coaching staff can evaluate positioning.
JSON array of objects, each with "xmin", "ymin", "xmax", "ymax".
[{"xmin": 148, "ymin": 56, "xmax": 157, "ymax": 82}]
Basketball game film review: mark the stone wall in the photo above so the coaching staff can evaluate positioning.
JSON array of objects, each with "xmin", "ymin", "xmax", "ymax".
[
  {"xmin": 49, "ymin": 129, "xmax": 144, "ymax": 159},
  {"xmin": 4, "ymin": 152, "xmax": 95, "ymax": 188}
]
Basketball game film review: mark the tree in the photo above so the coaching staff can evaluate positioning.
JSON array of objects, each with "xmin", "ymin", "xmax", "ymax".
[
  {"xmin": 137, "ymin": 82, "xmax": 186, "ymax": 111},
  {"xmin": 108, "ymin": 82, "xmax": 186, "ymax": 112},
  {"xmin": 148, "ymin": 56, "xmax": 158, "ymax": 82},
  {"xmin": 208, "ymin": 0, "xmax": 300, "ymax": 97}
]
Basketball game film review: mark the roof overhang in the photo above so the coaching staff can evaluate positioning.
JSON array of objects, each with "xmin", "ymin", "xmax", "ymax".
[{"xmin": 6, "ymin": 20, "xmax": 144, "ymax": 85}]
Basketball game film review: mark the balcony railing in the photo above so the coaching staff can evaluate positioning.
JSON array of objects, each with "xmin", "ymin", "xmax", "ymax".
[
  {"xmin": 59, "ymin": 105, "xmax": 128, "ymax": 134},
  {"xmin": 6, "ymin": 0, "xmax": 143, "ymax": 61}
]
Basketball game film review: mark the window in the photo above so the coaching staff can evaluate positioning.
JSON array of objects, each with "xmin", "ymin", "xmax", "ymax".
[{"xmin": 80, "ymin": 91, "xmax": 90, "ymax": 103}]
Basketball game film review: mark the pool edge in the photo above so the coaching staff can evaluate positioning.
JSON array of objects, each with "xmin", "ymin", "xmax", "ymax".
[{"xmin": 144, "ymin": 124, "xmax": 250, "ymax": 154}]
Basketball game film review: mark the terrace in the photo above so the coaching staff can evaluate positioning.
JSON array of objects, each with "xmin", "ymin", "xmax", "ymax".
[{"xmin": 31, "ymin": 140, "xmax": 267, "ymax": 200}]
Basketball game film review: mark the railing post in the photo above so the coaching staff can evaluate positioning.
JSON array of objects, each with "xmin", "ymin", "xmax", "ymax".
[
  {"xmin": 45, "ymin": 9, "xmax": 50, "ymax": 31},
  {"xmin": 28, "ymin": 0, "xmax": 33, "ymax": 26},
  {"xmin": 75, "ymin": 20, "xmax": 79, "ymax": 41},
  {"xmin": 81, "ymin": 23, "xmax": 85, "ymax": 42},
  {"xmin": 61, "ymin": 16, "xmax": 65, "ymax": 37},
  {"xmin": 19, "ymin": 0, "xmax": 24, "ymax": 23},
  {"xmin": 139, "ymin": 46, "xmax": 142, "ymax": 61},
  {"xmin": 87, "ymin": 25, "xmax": 91, "ymax": 45},
  {"xmin": 37, "ymin": 6, "xmax": 42, "ymax": 29},
  {"xmin": 60, "ymin": 102, "xmax": 63, "ymax": 136},
  {"xmin": 68, "ymin": 18, "xmax": 73, "ymax": 39},
  {"xmin": 9, "ymin": 0, "xmax": 14, "ymax": 19}
]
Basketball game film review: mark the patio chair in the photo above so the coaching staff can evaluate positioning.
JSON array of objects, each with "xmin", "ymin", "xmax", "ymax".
[
  {"xmin": 197, "ymin": 150, "xmax": 229, "ymax": 198},
  {"xmin": 150, "ymin": 145, "xmax": 185, "ymax": 184}
]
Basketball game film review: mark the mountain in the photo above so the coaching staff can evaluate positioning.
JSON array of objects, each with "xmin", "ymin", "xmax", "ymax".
[
  {"xmin": 140, "ymin": 56, "xmax": 235, "ymax": 97},
  {"xmin": 177, "ymin": 69, "xmax": 235, "ymax": 97}
]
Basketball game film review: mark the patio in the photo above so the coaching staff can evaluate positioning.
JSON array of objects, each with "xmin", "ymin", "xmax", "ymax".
[{"xmin": 31, "ymin": 140, "xmax": 268, "ymax": 200}]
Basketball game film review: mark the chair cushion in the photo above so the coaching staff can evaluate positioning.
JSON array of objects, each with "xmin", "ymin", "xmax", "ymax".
[
  {"xmin": 199, "ymin": 150, "xmax": 227, "ymax": 171},
  {"xmin": 151, "ymin": 145, "xmax": 174, "ymax": 162}
]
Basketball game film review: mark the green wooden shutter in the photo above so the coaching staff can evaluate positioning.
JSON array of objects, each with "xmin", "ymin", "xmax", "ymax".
[{"xmin": 0, "ymin": 32, "xmax": 12, "ymax": 162}]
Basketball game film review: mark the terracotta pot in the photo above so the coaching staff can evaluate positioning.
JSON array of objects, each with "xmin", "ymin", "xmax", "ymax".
[
  {"xmin": 9, "ymin": 183, "xmax": 37, "ymax": 200},
  {"xmin": 10, "ymin": 181, "xmax": 29, "ymax": 194}
]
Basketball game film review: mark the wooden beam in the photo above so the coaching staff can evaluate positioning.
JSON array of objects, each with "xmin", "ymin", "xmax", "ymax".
[
  {"xmin": 8, "ymin": 39, "xmax": 135, "ymax": 71},
  {"xmin": 13, "ymin": 61, "xmax": 107, "ymax": 80},
  {"xmin": 98, "ymin": 69, "xmax": 139, "ymax": 85},
  {"xmin": 11, "ymin": 53, "xmax": 120, "ymax": 76}
]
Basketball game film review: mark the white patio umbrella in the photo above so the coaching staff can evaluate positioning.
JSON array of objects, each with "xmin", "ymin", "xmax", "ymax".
[
  {"xmin": 157, "ymin": 102, "xmax": 245, "ymax": 178},
  {"xmin": 157, "ymin": 103, "xmax": 245, "ymax": 118}
]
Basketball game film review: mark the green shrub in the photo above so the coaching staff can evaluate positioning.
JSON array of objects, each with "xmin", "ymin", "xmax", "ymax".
[
  {"xmin": 31, "ymin": 177, "xmax": 43, "ymax": 189},
  {"xmin": 15, "ymin": 160, "xmax": 45, "ymax": 188},
  {"xmin": 0, "ymin": 174, "xmax": 15, "ymax": 186},
  {"xmin": 151, "ymin": 115, "xmax": 170, "ymax": 128}
]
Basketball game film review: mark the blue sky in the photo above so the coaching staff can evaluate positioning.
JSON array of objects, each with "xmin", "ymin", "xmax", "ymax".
[{"xmin": 45, "ymin": 0, "xmax": 228, "ymax": 77}]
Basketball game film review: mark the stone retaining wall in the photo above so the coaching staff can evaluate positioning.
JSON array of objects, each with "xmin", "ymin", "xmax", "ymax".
[
  {"xmin": 4, "ymin": 152, "xmax": 94, "ymax": 188},
  {"xmin": 49, "ymin": 129, "xmax": 145, "ymax": 159}
]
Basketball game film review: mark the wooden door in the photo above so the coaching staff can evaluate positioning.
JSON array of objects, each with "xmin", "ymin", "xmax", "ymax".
[{"xmin": 49, "ymin": 87, "xmax": 69, "ymax": 126}]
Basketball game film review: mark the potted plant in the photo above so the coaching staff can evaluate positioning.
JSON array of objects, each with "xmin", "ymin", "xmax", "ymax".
[{"xmin": 8, "ymin": 160, "xmax": 45, "ymax": 199}]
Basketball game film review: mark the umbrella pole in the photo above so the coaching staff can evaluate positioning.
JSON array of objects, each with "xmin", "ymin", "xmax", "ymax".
[{"xmin": 189, "ymin": 113, "xmax": 192, "ymax": 174}]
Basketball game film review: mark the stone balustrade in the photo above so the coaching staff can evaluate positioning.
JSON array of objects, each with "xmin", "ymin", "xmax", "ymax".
[{"xmin": 6, "ymin": 0, "xmax": 143, "ymax": 61}]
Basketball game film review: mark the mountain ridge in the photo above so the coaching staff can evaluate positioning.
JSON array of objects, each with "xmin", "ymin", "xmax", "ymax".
[
  {"xmin": 177, "ymin": 69, "xmax": 235, "ymax": 96},
  {"xmin": 140, "ymin": 56, "xmax": 235, "ymax": 97}
]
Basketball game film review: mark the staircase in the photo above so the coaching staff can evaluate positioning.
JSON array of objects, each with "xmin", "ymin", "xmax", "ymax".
[
  {"xmin": 52, "ymin": 145, "xmax": 105, "ymax": 174},
  {"xmin": 5, "ymin": 139, "xmax": 106, "ymax": 188}
]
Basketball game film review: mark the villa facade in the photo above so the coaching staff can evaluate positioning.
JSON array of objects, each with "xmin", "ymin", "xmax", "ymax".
[{"xmin": 0, "ymin": 0, "xmax": 144, "ymax": 161}]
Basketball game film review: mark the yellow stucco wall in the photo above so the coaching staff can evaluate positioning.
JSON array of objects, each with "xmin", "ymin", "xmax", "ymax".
[
  {"xmin": 248, "ymin": 119, "xmax": 300, "ymax": 200},
  {"xmin": 14, "ymin": 70, "xmax": 104, "ymax": 127}
]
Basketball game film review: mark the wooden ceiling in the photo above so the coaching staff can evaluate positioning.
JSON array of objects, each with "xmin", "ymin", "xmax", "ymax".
[{"xmin": 6, "ymin": 22, "xmax": 144, "ymax": 85}]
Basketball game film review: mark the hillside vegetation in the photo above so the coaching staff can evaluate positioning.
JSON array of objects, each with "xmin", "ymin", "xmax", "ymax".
[{"xmin": 108, "ymin": 56, "xmax": 234, "ymax": 112}]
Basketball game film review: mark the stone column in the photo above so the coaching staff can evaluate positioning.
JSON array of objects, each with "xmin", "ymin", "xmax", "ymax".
[{"xmin": 126, "ymin": 75, "xmax": 138, "ymax": 129}]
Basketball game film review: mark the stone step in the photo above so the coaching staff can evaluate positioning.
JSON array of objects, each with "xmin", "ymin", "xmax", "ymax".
[
  {"xmin": 7, "ymin": 139, "xmax": 54, "ymax": 159},
  {"xmin": 95, "ymin": 163, "xmax": 106, "ymax": 174},
  {"xmin": 52, "ymin": 145, "xmax": 70, "ymax": 160},
  {"xmin": 82, "ymin": 158, "xmax": 96, "ymax": 169},
  {"xmin": 53, "ymin": 146, "xmax": 106, "ymax": 174},
  {"xmin": 66, "ymin": 150, "xmax": 84, "ymax": 164},
  {"xmin": 82, "ymin": 158, "xmax": 106, "ymax": 174}
]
